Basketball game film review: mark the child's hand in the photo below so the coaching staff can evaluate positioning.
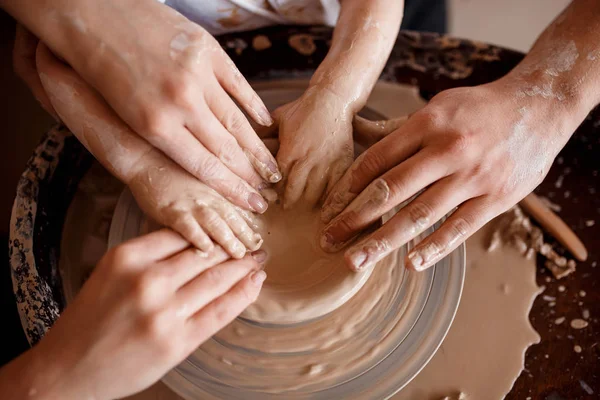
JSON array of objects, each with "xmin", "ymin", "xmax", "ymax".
[
  {"xmin": 37, "ymin": 43, "xmax": 263, "ymax": 258},
  {"xmin": 266, "ymin": 86, "xmax": 354, "ymax": 209}
]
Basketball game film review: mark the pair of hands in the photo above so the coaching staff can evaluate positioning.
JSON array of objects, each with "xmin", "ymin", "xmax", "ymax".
[
  {"xmin": 0, "ymin": 229, "xmax": 266, "ymax": 400},
  {"xmin": 13, "ymin": 0, "xmax": 350, "ymax": 257}
]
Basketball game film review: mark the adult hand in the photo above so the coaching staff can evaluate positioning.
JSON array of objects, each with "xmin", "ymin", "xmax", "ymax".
[
  {"xmin": 320, "ymin": 78, "xmax": 578, "ymax": 271},
  {"xmin": 12, "ymin": 24, "xmax": 57, "ymax": 120},
  {"xmin": 14, "ymin": 0, "xmax": 281, "ymax": 211},
  {"xmin": 37, "ymin": 42, "xmax": 263, "ymax": 258},
  {"xmin": 4, "ymin": 230, "xmax": 266, "ymax": 400},
  {"xmin": 262, "ymin": 86, "xmax": 354, "ymax": 208}
]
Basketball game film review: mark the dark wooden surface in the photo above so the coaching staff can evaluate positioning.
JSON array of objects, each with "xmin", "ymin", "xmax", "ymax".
[{"xmin": 1, "ymin": 20, "xmax": 598, "ymax": 399}]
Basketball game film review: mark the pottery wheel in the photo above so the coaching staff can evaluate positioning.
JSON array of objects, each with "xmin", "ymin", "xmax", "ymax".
[{"xmin": 61, "ymin": 80, "xmax": 465, "ymax": 399}]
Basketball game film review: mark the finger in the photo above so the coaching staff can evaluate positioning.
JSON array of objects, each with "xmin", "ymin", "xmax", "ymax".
[
  {"xmin": 115, "ymin": 228, "xmax": 191, "ymax": 264},
  {"xmin": 213, "ymin": 50, "xmax": 273, "ymax": 127},
  {"xmin": 185, "ymin": 268, "xmax": 266, "ymax": 345},
  {"xmin": 341, "ymin": 177, "xmax": 467, "ymax": 271},
  {"xmin": 325, "ymin": 158, "xmax": 352, "ymax": 198},
  {"xmin": 217, "ymin": 205, "xmax": 263, "ymax": 251},
  {"xmin": 405, "ymin": 196, "xmax": 493, "ymax": 271},
  {"xmin": 197, "ymin": 206, "xmax": 247, "ymax": 259},
  {"xmin": 175, "ymin": 255, "xmax": 262, "ymax": 319},
  {"xmin": 321, "ymin": 128, "xmax": 421, "ymax": 224},
  {"xmin": 283, "ymin": 161, "xmax": 311, "ymax": 210},
  {"xmin": 188, "ymin": 98, "xmax": 264, "ymax": 189},
  {"xmin": 321, "ymin": 149, "xmax": 449, "ymax": 251},
  {"xmin": 150, "ymin": 127, "xmax": 269, "ymax": 214},
  {"xmin": 304, "ymin": 166, "xmax": 330, "ymax": 207},
  {"xmin": 14, "ymin": 27, "xmax": 59, "ymax": 121},
  {"xmin": 352, "ymin": 115, "xmax": 408, "ymax": 148},
  {"xmin": 170, "ymin": 214, "xmax": 214, "ymax": 253},
  {"xmin": 205, "ymin": 87, "xmax": 281, "ymax": 183},
  {"xmin": 160, "ymin": 245, "xmax": 230, "ymax": 289}
]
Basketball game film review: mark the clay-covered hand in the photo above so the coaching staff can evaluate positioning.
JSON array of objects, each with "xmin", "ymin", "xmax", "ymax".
[
  {"xmin": 320, "ymin": 79, "xmax": 580, "ymax": 271},
  {"xmin": 36, "ymin": 43, "xmax": 263, "ymax": 258},
  {"xmin": 266, "ymin": 86, "xmax": 354, "ymax": 208},
  {"xmin": 0, "ymin": 230, "xmax": 266, "ymax": 400},
  {"xmin": 15, "ymin": 0, "xmax": 280, "ymax": 212}
]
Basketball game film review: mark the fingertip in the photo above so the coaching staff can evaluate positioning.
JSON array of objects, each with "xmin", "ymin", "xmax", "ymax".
[{"xmin": 249, "ymin": 270, "xmax": 267, "ymax": 286}]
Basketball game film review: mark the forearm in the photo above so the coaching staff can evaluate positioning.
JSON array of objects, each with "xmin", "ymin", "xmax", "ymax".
[
  {"xmin": 309, "ymin": 0, "xmax": 404, "ymax": 112},
  {"xmin": 0, "ymin": 344, "xmax": 80, "ymax": 400},
  {"xmin": 505, "ymin": 0, "xmax": 600, "ymax": 132}
]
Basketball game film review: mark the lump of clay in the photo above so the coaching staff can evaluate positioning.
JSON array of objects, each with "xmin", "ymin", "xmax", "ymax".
[{"xmin": 242, "ymin": 202, "xmax": 373, "ymax": 324}]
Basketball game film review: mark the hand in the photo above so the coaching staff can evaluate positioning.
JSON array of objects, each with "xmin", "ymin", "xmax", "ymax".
[
  {"xmin": 9, "ymin": 230, "xmax": 266, "ymax": 400},
  {"xmin": 26, "ymin": 0, "xmax": 281, "ymax": 211},
  {"xmin": 264, "ymin": 86, "xmax": 354, "ymax": 208},
  {"xmin": 36, "ymin": 43, "xmax": 263, "ymax": 258},
  {"xmin": 12, "ymin": 24, "xmax": 57, "ymax": 120},
  {"xmin": 320, "ymin": 78, "xmax": 578, "ymax": 271}
]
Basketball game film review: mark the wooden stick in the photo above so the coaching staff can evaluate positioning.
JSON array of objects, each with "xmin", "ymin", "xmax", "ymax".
[{"xmin": 519, "ymin": 193, "xmax": 588, "ymax": 261}]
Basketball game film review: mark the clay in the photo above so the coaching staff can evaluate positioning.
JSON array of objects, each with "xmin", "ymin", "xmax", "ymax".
[
  {"xmin": 242, "ymin": 202, "xmax": 373, "ymax": 324},
  {"xmin": 394, "ymin": 223, "xmax": 541, "ymax": 399}
]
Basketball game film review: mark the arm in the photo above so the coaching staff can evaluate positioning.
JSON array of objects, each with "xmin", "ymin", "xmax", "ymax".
[
  {"xmin": 311, "ymin": 0, "xmax": 404, "ymax": 112},
  {"xmin": 274, "ymin": 0, "xmax": 405, "ymax": 208},
  {"xmin": 321, "ymin": 0, "xmax": 600, "ymax": 271},
  {"xmin": 0, "ymin": 230, "xmax": 265, "ymax": 400},
  {"xmin": 2, "ymin": 0, "xmax": 280, "ymax": 212}
]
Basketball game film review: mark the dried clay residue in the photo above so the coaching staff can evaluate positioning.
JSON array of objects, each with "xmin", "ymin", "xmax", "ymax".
[{"xmin": 487, "ymin": 206, "xmax": 576, "ymax": 279}]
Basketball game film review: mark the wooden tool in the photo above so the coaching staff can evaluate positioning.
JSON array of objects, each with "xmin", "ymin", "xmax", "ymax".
[{"xmin": 519, "ymin": 193, "xmax": 588, "ymax": 261}]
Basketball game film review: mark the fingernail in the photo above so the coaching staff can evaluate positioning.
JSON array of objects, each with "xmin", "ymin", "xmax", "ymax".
[
  {"xmin": 320, "ymin": 231, "xmax": 335, "ymax": 250},
  {"xmin": 407, "ymin": 251, "xmax": 425, "ymax": 271},
  {"xmin": 347, "ymin": 248, "xmax": 367, "ymax": 271},
  {"xmin": 250, "ymin": 270, "xmax": 267, "ymax": 285},
  {"xmin": 256, "ymin": 105, "xmax": 274, "ymax": 126},
  {"xmin": 251, "ymin": 249, "xmax": 267, "ymax": 263},
  {"xmin": 251, "ymin": 233, "xmax": 264, "ymax": 249},
  {"xmin": 267, "ymin": 161, "xmax": 282, "ymax": 183},
  {"xmin": 248, "ymin": 193, "xmax": 268, "ymax": 213},
  {"xmin": 258, "ymin": 182, "xmax": 269, "ymax": 191}
]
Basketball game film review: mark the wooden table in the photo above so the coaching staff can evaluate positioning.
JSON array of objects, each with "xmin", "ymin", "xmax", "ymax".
[{"xmin": 4, "ymin": 24, "xmax": 599, "ymax": 399}]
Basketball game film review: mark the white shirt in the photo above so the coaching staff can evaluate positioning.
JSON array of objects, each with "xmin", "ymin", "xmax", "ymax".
[{"xmin": 163, "ymin": 0, "xmax": 341, "ymax": 35}]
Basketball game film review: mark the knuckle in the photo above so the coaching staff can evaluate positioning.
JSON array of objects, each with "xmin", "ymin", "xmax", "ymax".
[
  {"xmin": 212, "ymin": 300, "xmax": 233, "ymax": 325},
  {"xmin": 216, "ymin": 138, "xmax": 240, "ymax": 164},
  {"xmin": 407, "ymin": 201, "xmax": 435, "ymax": 225},
  {"xmin": 107, "ymin": 244, "xmax": 137, "ymax": 269},
  {"xmin": 139, "ymin": 107, "xmax": 169, "ymax": 140},
  {"xmin": 414, "ymin": 106, "xmax": 445, "ymax": 131},
  {"xmin": 444, "ymin": 132, "xmax": 470, "ymax": 155},
  {"xmin": 335, "ymin": 212, "xmax": 361, "ymax": 234},
  {"xmin": 383, "ymin": 175, "xmax": 407, "ymax": 200},
  {"xmin": 132, "ymin": 270, "xmax": 164, "ymax": 309},
  {"xmin": 220, "ymin": 110, "xmax": 247, "ymax": 134},
  {"xmin": 202, "ymin": 266, "xmax": 225, "ymax": 286},
  {"xmin": 357, "ymin": 150, "xmax": 387, "ymax": 178},
  {"xmin": 449, "ymin": 217, "xmax": 472, "ymax": 240},
  {"xmin": 163, "ymin": 75, "xmax": 195, "ymax": 110},
  {"xmin": 192, "ymin": 155, "xmax": 222, "ymax": 180}
]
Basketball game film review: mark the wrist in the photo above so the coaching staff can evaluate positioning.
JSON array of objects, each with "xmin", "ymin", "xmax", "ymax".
[
  {"xmin": 305, "ymin": 80, "xmax": 365, "ymax": 116},
  {"xmin": 498, "ymin": 70, "xmax": 590, "ymax": 140}
]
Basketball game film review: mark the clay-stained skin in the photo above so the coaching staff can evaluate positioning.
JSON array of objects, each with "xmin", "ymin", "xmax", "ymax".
[
  {"xmin": 4, "ymin": 0, "xmax": 280, "ymax": 213},
  {"xmin": 394, "ymin": 225, "xmax": 541, "ymax": 399},
  {"xmin": 274, "ymin": 0, "xmax": 405, "ymax": 209},
  {"xmin": 37, "ymin": 46, "xmax": 261, "ymax": 258},
  {"xmin": 242, "ymin": 202, "xmax": 373, "ymax": 324},
  {"xmin": 321, "ymin": 0, "xmax": 600, "ymax": 273}
]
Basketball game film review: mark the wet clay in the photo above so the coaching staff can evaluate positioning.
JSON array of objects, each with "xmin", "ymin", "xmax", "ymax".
[
  {"xmin": 242, "ymin": 202, "xmax": 373, "ymax": 324},
  {"xmin": 394, "ymin": 223, "xmax": 541, "ymax": 399}
]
